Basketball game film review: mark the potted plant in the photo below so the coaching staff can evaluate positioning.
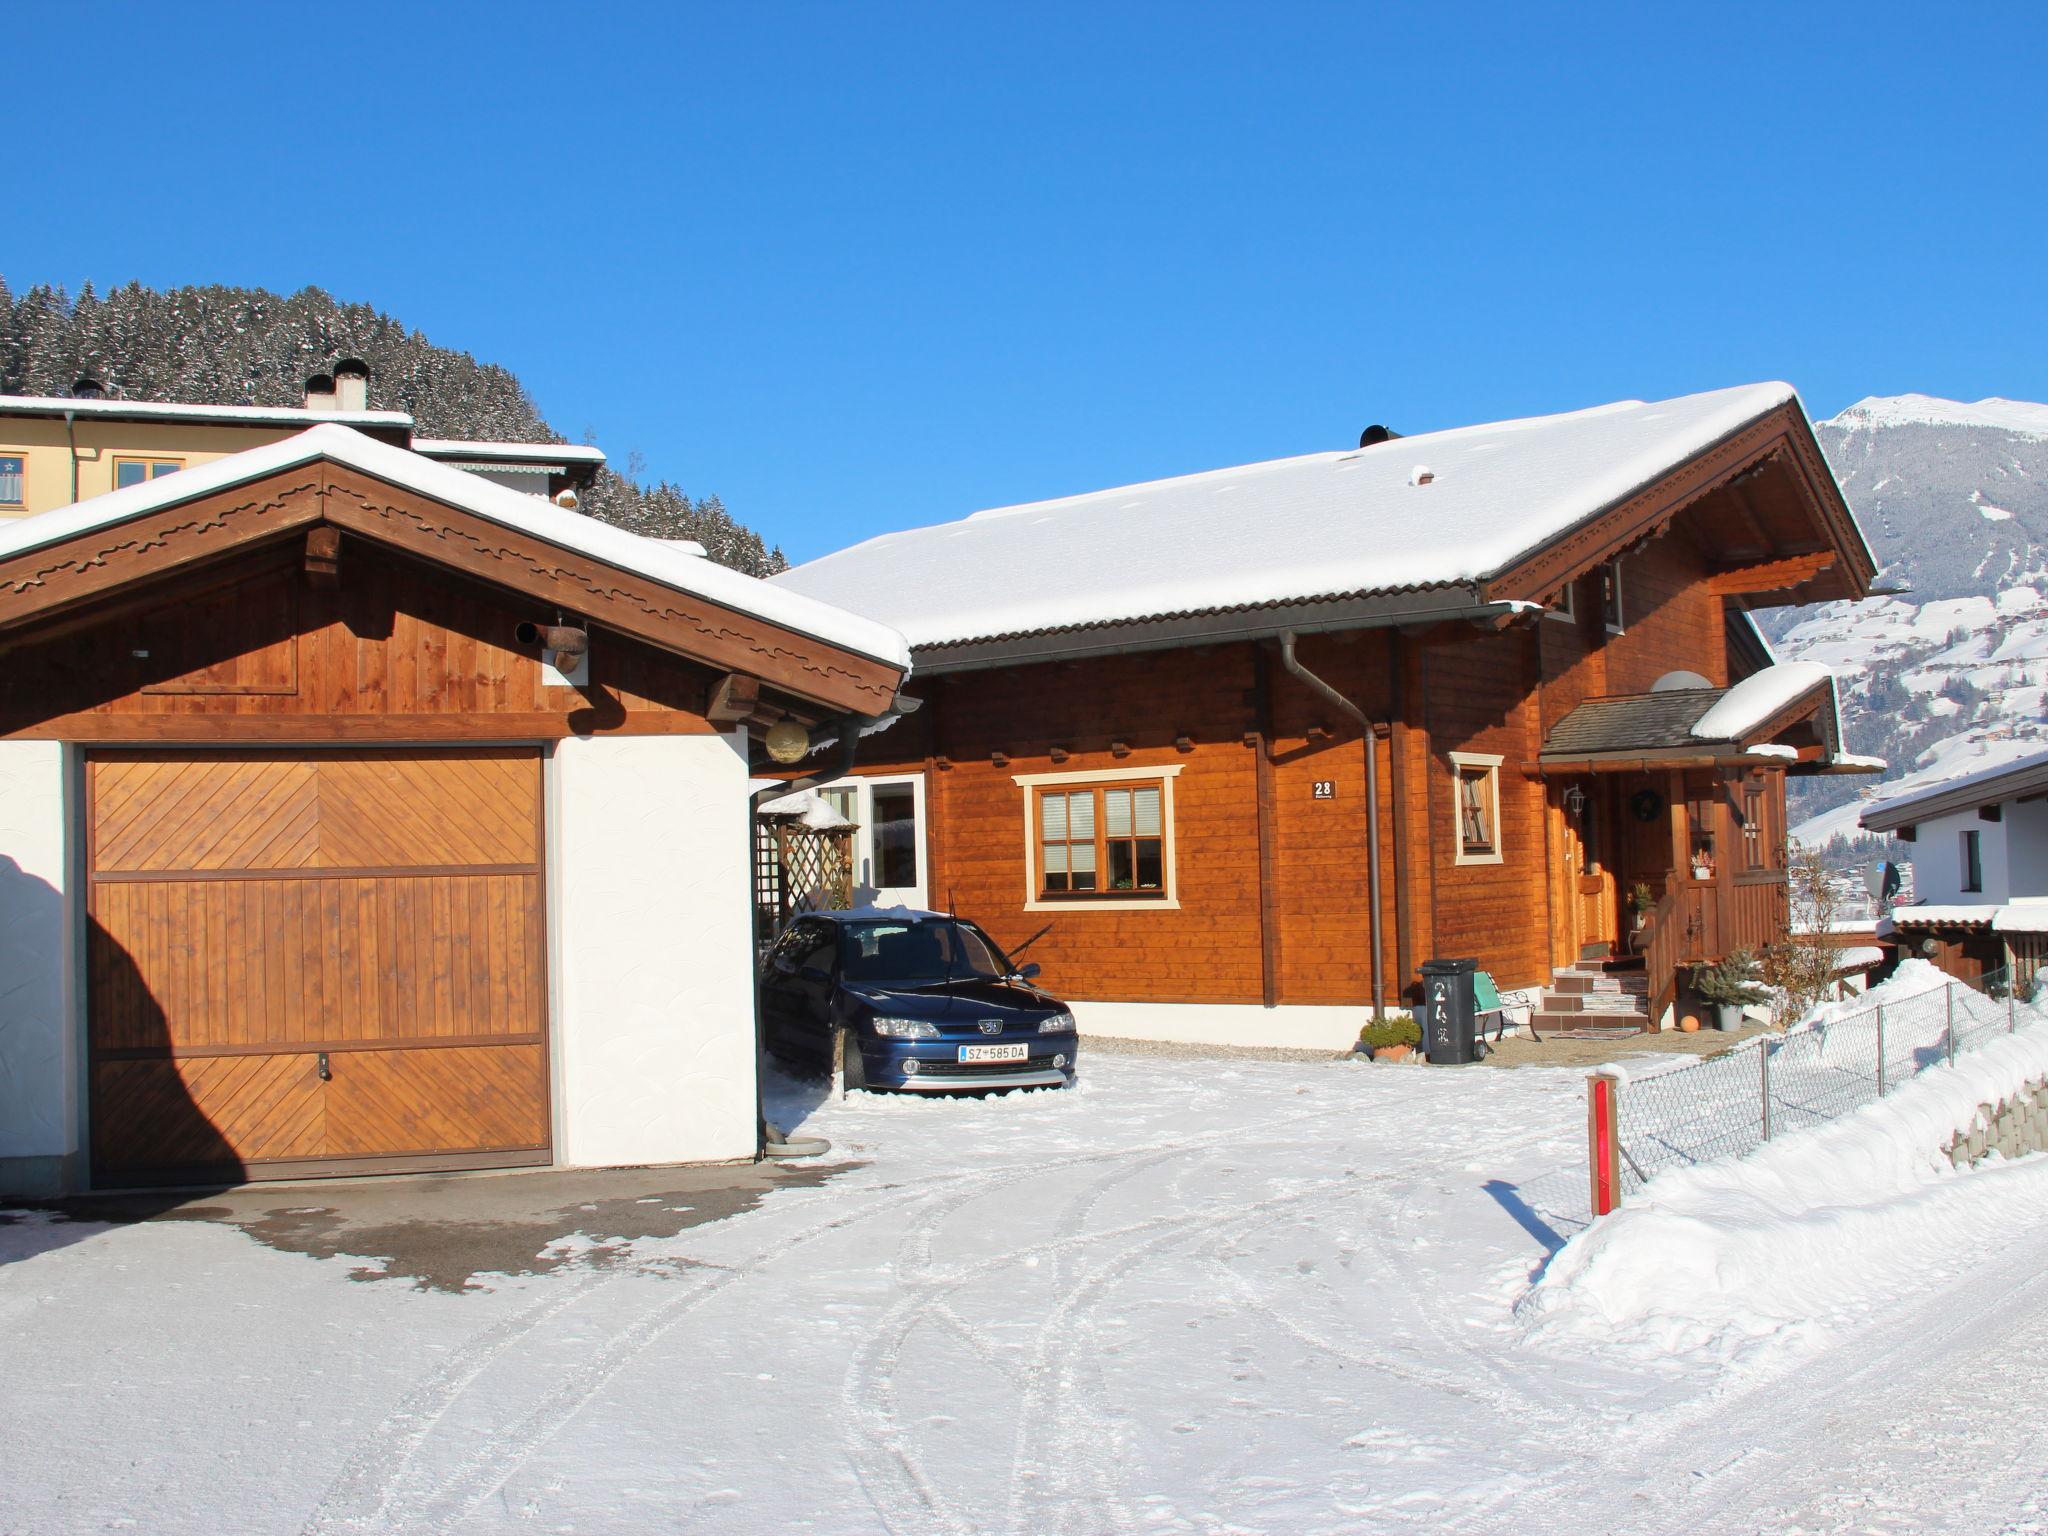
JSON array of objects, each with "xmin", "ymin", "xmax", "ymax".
[
  {"xmin": 1629, "ymin": 882, "xmax": 1655, "ymax": 928},
  {"xmin": 1690, "ymin": 949, "xmax": 1766, "ymax": 1031},
  {"xmin": 1358, "ymin": 1015, "xmax": 1422, "ymax": 1063}
]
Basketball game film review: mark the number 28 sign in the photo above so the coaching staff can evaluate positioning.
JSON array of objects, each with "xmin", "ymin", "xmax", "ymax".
[{"xmin": 1311, "ymin": 781, "xmax": 1336, "ymax": 800}]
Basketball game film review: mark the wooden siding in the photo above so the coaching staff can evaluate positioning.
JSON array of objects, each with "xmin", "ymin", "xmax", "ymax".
[{"xmin": 0, "ymin": 543, "xmax": 725, "ymax": 739}]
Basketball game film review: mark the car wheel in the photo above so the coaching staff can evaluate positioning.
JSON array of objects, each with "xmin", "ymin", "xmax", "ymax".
[{"xmin": 841, "ymin": 1035, "xmax": 869, "ymax": 1094}]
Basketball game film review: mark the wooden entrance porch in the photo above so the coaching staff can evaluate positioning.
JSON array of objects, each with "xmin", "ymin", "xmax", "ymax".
[{"xmin": 1545, "ymin": 765, "xmax": 1790, "ymax": 1026}]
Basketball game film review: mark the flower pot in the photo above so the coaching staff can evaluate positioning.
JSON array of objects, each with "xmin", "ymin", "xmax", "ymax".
[
  {"xmin": 1372, "ymin": 1044, "xmax": 1413, "ymax": 1063},
  {"xmin": 1713, "ymin": 1002, "xmax": 1745, "ymax": 1032}
]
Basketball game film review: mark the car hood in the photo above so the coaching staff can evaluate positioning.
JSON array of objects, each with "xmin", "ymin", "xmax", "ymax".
[{"xmin": 842, "ymin": 977, "xmax": 1064, "ymax": 1022}]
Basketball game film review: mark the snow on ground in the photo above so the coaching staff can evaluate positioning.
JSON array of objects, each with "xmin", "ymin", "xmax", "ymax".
[{"xmin": 6, "ymin": 1050, "xmax": 2048, "ymax": 1534}]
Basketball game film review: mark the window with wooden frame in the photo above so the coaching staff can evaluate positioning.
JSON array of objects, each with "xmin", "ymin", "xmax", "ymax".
[
  {"xmin": 113, "ymin": 457, "xmax": 182, "ymax": 490},
  {"xmin": 1601, "ymin": 558, "xmax": 1626, "ymax": 634},
  {"xmin": 1545, "ymin": 577, "xmax": 1578, "ymax": 623},
  {"xmin": 1738, "ymin": 782, "xmax": 1768, "ymax": 871},
  {"xmin": 0, "ymin": 454, "xmax": 24, "ymax": 509},
  {"xmin": 1448, "ymin": 752, "xmax": 1504, "ymax": 866},
  {"xmin": 1036, "ymin": 780, "xmax": 1166, "ymax": 897},
  {"xmin": 1012, "ymin": 764, "xmax": 1182, "ymax": 911}
]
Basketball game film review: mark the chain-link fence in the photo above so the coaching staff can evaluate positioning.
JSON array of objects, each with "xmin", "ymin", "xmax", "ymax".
[{"xmin": 1607, "ymin": 968, "xmax": 2043, "ymax": 1198}]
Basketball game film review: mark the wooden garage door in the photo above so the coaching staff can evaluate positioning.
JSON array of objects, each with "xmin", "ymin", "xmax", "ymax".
[{"xmin": 86, "ymin": 748, "xmax": 549, "ymax": 1185}]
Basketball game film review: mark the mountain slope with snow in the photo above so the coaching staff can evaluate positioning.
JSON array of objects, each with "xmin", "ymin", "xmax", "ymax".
[{"xmin": 1773, "ymin": 394, "xmax": 2048, "ymax": 848}]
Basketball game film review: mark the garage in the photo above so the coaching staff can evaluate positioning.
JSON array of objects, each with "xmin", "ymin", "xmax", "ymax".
[
  {"xmin": 0, "ymin": 423, "xmax": 909, "ymax": 1197},
  {"xmin": 87, "ymin": 748, "xmax": 549, "ymax": 1185}
]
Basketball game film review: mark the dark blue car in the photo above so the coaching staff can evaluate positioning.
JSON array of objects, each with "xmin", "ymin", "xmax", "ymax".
[{"xmin": 760, "ymin": 910, "xmax": 1078, "ymax": 1092}]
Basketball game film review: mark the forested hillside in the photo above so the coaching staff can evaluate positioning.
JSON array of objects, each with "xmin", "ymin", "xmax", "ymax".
[{"xmin": 0, "ymin": 280, "xmax": 785, "ymax": 575}]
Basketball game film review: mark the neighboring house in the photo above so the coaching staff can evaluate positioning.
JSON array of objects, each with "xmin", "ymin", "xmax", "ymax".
[
  {"xmin": 0, "ymin": 365, "xmax": 605, "ymax": 519},
  {"xmin": 1859, "ymin": 748, "xmax": 2048, "ymax": 990},
  {"xmin": 774, "ymin": 383, "xmax": 1879, "ymax": 1048},
  {"xmin": 0, "ymin": 424, "xmax": 906, "ymax": 1196}
]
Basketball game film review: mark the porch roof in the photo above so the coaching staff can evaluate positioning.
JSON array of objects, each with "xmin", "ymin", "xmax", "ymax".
[{"xmin": 1539, "ymin": 663, "xmax": 1869, "ymax": 773}]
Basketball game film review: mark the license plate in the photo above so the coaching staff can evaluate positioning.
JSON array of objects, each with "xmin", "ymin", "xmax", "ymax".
[{"xmin": 958, "ymin": 1042, "xmax": 1028, "ymax": 1063}]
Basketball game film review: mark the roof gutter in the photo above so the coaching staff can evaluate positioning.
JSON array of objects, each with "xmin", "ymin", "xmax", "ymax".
[
  {"xmin": 63, "ymin": 408, "xmax": 79, "ymax": 504},
  {"xmin": 1279, "ymin": 631, "xmax": 1384, "ymax": 1022}
]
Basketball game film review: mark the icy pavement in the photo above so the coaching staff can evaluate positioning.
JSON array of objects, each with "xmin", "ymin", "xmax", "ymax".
[{"xmin": 3, "ymin": 1052, "xmax": 2047, "ymax": 1534}]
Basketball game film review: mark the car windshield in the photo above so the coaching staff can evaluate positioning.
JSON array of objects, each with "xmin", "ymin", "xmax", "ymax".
[{"xmin": 838, "ymin": 919, "xmax": 1010, "ymax": 984}]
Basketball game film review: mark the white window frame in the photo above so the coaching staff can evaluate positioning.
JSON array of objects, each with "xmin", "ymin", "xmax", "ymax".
[
  {"xmin": 1544, "ymin": 577, "xmax": 1577, "ymax": 623},
  {"xmin": 1012, "ymin": 763, "xmax": 1183, "ymax": 912},
  {"xmin": 813, "ymin": 773, "xmax": 928, "ymax": 907},
  {"xmin": 1449, "ymin": 751, "xmax": 1505, "ymax": 867},
  {"xmin": 1602, "ymin": 558, "xmax": 1626, "ymax": 635}
]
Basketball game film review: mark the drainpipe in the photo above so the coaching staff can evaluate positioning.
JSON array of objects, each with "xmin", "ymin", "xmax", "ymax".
[
  {"xmin": 1279, "ymin": 632, "xmax": 1384, "ymax": 1021},
  {"xmin": 64, "ymin": 408, "xmax": 80, "ymax": 504}
]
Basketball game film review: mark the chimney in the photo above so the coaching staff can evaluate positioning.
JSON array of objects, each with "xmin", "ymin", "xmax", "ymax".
[
  {"xmin": 72, "ymin": 375, "xmax": 105, "ymax": 400},
  {"xmin": 333, "ymin": 359, "xmax": 369, "ymax": 413},
  {"xmin": 304, "ymin": 372, "xmax": 337, "ymax": 412},
  {"xmin": 1358, "ymin": 424, "xmax": 1400, "ymax": 448}
]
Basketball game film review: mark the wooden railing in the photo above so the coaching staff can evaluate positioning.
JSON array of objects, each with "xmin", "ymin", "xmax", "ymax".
[
  {"xmin": 1643, "ymin": 888, "xmax": 1681, "ymax": 1029},
  {"xmin": 1643, "ymin": 873, "xmax": 1789, "ymax": 1029}
]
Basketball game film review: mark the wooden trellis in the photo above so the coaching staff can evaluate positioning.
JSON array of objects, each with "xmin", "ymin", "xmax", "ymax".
[{"xmin": 754, "ymin": 802, "xmax": 859, "ymax": 946}]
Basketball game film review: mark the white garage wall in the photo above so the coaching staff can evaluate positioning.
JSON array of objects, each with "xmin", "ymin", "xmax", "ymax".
[
  {"xmin": 0, "ymin": 740, "xmax": 78, "ymax": 1195},
  {"xmin": 551, "ymin": 731, "xmax": 759, "ymax": 1167}
]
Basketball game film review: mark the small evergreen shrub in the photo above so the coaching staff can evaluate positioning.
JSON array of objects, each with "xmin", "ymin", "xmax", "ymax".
[{"xmin": 1358, "ymin": 1015, "xmax": 1421, "ymax": 1052}]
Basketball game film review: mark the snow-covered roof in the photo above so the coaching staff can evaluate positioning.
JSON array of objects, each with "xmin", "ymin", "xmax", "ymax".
[
  {"xmin": 0, "ymin": 424, "xmax": 910, "ymax": 672},
  {"xmin": 1690, "ymin": 661, "xmax": 1833, "ymax": 741},
  {"xmin": 1825, "ymin": 394, "xmax": 2048, "ymax": 441},
  {"xmin": 1860, "ymin": 746, "xmax": 2048, "ymax": 832},
  {"xmin": 1830, "ymin": 945, "xmax": 1887, "ymax": 971},
  {"xmin": 774, "ymin": 383, "xmax": 1800, "ymax": 650},
  {"xmin": 0, "ymin": 393, "xmax": 411, "ymax": 430},
  {"xmin": 412, "ymin": 439, "xmax": 607, "ymax": 466},
  {"xmin": 755, "ymin": 789, "xmax": 856, "ymax": 831}
]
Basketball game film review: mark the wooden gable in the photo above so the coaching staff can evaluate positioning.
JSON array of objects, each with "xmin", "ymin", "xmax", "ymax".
[{"xmin": 0, "ymin": 458, "xmax": 903, "ymax": 738}]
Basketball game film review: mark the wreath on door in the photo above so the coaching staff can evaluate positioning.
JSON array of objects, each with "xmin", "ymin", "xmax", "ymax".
[{"xmin": 1630, "ymin": 788, "xmax": 1665, "ymax": 823}]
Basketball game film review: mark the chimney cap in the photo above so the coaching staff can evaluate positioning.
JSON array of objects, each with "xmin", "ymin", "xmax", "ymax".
[
  {"xmin": 1358, "ymin": 424, "xmax": 1400, "ymax": 448},
  {"xmin": 332, "ymin": 357, "xmax": 369, "ymax": 379},
  {"xmin": 72, "ymin": 375, "xmax": 105, "ymax": 400}
]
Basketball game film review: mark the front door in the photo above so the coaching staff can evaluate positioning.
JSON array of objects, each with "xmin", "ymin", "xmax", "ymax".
[{"xmin": 1563, "ymin": 782, "xmax": 1617, "ymax": 960}]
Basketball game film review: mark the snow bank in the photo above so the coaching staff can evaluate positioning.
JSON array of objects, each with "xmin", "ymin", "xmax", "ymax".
[{"xmin": 1517, "ymin": 1006, "xmax": 2048, "ymax": 1374}]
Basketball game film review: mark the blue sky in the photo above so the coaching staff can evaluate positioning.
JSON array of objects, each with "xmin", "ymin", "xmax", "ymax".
[{"xmin": 11, "ymin": 3, "xmax": 2047, "ymax": 561}]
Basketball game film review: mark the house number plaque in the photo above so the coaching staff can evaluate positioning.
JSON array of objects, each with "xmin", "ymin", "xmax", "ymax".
[{"xmin": 1311, "ymin": 781, "xmax": 1336, "ymax": 800}]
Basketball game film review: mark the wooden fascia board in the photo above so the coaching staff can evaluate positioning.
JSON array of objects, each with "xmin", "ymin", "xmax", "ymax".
[
  {"xmin": 0, "ymin": 471, "xmax": 327, "ymax": 632},
  {"xmin": 1481, "ymin": 402, "xmax": 1875, "ymax": 607},
  {"xmin": 1733, "ymin": 683, "xmax": 1836, "ymax": 752},
  {"xmin": 0, "ymin": 461, "xmax": 904, "ymax": 718},
  {"xmin": 318, "ymin": 467, "xmax": 902, "ymax": 716}
]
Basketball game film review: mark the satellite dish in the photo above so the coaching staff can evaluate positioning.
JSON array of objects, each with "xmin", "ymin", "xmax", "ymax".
[{"xmin": 1651, "ymin": 670, "xmax": 1715, "ymax": 692}]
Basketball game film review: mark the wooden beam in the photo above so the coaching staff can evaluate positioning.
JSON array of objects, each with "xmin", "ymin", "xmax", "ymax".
[
  {"xmin": 706, "ymin": 672, "xmax": 761, "ymax": 724},
  {"xmin": 1252, "ymin": 645, "xmax": 1281, "ymax": 1010},
  {"xmin": 1708, "ymin": 550, "xmax": 1836, "ymax": 597},
  {"xmin": 0, "ymin": 710, "xmax": 717, "ymax": 742}
]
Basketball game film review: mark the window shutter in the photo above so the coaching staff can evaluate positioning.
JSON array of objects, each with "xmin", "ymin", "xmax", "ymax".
[
  {"xmin": 1105, "ymin": 789, "xmax": 1132, "ymax": 837},
  {"xmin": 1068, "ymin": 792, "xmax": 1096, "ymax": 840},
  {"xmin": 1041, "ymin": 793, "xmax": 1068, "ymax": 842}
]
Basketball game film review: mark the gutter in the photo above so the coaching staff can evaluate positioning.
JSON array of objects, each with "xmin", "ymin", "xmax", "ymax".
[
  {"xmin": 1278, "ymin": 632, "xmax": 1385, "ymax": 1022},
  {"xmin": 64, "ymin": 408, "xmax": 79, "ymax": 504}
]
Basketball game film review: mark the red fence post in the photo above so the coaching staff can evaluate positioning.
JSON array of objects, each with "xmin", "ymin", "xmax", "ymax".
[{"xmin": 1587, "ymin": 1072, "xmax": 1621, "ymax": 1217}]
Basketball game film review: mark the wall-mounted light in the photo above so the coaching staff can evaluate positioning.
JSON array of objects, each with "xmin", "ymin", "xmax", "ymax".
[
  {"xmin": 515, "ymin": 621, "xmax": 589, "ymax": 674},
  {"xmin": 1564, "ymin": 783, "xmax": 1588, "ymax": 819}
]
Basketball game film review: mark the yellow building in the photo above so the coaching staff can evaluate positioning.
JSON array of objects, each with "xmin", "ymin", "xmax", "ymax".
[{"xmin": 0, "ymin": 367, "xmax": 604, "ymax": 520}]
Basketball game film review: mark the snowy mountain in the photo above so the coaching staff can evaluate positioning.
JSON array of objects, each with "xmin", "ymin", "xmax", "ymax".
[{"xmin": 1771, "ymin": 395, "xmax": 2048, "ymax": 851}]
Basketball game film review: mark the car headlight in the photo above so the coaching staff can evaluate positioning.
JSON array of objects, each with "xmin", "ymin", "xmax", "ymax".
[
  {"xmin": 1038, "ymin": 1010, "xmax": 1076, "ymax": 1034},
  {"xmin": 870, "ymin": 1016, "xmax": 940, "ymax": 1039}
]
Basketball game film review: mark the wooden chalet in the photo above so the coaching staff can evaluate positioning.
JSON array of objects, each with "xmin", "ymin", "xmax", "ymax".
[{"xmin": 773, "ymin": 384, "xmax": 1879, "ymax": 1048}]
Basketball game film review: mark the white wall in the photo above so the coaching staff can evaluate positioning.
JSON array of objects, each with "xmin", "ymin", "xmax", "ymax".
[
  {"xmin": 1909, "ymin": 808, "xmax": 2006, "ymax": 905},
  {"xmin": 551, "ymin": 731, "xmax": 759, "ymax": 1168},
  {"xmin": 1073, "ymin": 1000, "xmax": 1370, "ymax": 1052},
  {"xmin": 0, "ymin": 741, "xmax": 78, "ymax": 1193},
  {"xmin": 2006, "ymin": 798, "xmax": 2048, "ymax": 901}
]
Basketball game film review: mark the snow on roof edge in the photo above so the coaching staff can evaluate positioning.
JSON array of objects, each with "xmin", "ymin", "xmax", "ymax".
[
  {"xmin": 0, "ymin": 393, "xmax": 411, "ymax": 428},
  {"xmin": 0, "ymin": 424, "xmax": 909, "ymax": 674},
  {"xmin": 1689, "ymin": 660, "xmax": 1833, "ymax": 741},
  {"xmin": 413, "ymin": 438, "xmax": 607, "ymax": 464}
]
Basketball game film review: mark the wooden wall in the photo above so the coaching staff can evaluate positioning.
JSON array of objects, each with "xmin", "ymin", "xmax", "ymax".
[{"xmin": 0, "ymin": 541, "xmax": 724, "ymax": 739}]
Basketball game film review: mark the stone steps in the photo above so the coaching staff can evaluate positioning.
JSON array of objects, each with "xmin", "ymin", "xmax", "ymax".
[{"xmin": 1534, "ymin": 960, "xmax": 1650, "ymax": 1032}]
